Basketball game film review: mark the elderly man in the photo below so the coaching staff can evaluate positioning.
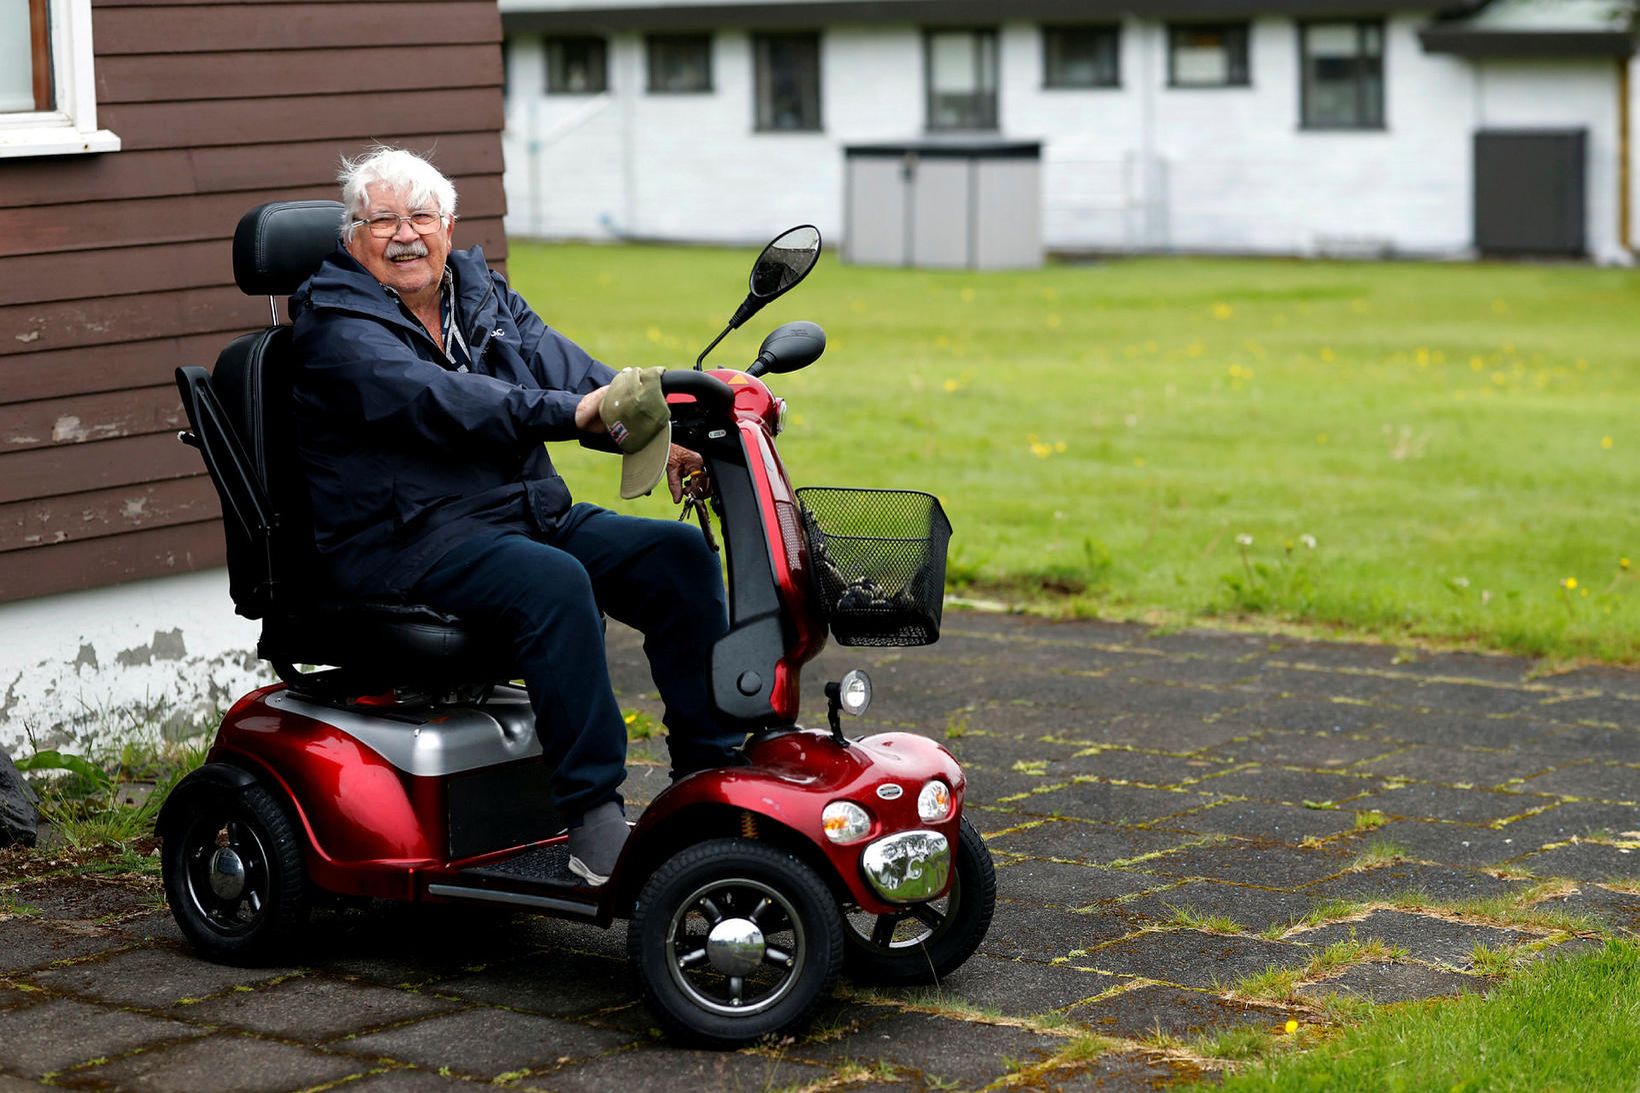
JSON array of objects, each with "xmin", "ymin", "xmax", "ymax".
[{"xmin": 288, "ymin": 147, "xmax": 739, "ymax": 885}]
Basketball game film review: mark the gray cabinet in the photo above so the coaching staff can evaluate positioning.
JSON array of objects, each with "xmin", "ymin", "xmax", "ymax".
[{"xmin": 844, "ymin": 140, "xmax": 1043, "ymax": 269}]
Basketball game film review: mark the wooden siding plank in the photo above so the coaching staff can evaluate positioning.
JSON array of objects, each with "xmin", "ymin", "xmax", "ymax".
[
  {"xmin": 0, "ymin": 334, "xmax": 242, "ymax": 404},
  {"xmin": 2, "ymin": 287, "xmax": 270, "ymax": 357},
  {"xmin": 0, "ymin": 385, "xmax": 184, "ymax": 455},
  {"xmin": 97, "ymin": 44, "xmax": 500, "ymax": 104},
  {"xmin": 0, "ymin": 219, "xmax": 505, "ymax": 364},
  {"xmin": 0, "ymin": 520, "xmax": 226, "ymax": 603},
  {"xmin": 0, "ymin": 136, "xmax": 504, "ymax": 209},
  {"xmin": 1, "ymin": 178, "xmax": 503, "ymax": 257},
  {"xmin": 92, "ymin": 3, "xmax": 500, "ymax": 55},
  {"xmin": 0, "ymin": 475, "xmax": 219, "ymax": 554},
  {"xmin": 0, "ymin": 241, "xmax": 225, "ymax": 308},
  {"xmin": 0, "ymin": 432, "xmax": 204, "ymax": 504},
  {"xmin": 99, "ymin": 88, "xmax": 502, "ymax": 152}
]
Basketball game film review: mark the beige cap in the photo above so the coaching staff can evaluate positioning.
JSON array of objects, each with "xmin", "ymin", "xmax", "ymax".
[{"xmin": 600, "ymin": 366, "xmax": 672, "ymax": 499}]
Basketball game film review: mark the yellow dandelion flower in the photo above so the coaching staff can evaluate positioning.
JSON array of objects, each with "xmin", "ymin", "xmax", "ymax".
[
  {"xmin": 1415, "ymin": 347, "xmax": 1430, "ymax": 366},
  {"xmin": 1602, "ymin": 436, "xmax": 1614, "ymax": 450},
  {"xmin": 959, "ymin": 287, "xmax": 976, "ymax": 302},
  {"xmin": 1284, "ymin": 1019, "xmax": 1299, "ymax": 1034},
  {"xmin": 1315, "ymin": 433, "xmax": 1329, "ymax": 445},
  {"xmin": 942, "ymin": 378, "xmax": 961, "ymax": 393},
  {"xmin": 1211, "ymin": 303, "xmax": 1233, "ymax": 319},
  {"xmin": 1562, "ymin": 577, "xmax": 1578, "ymax": 591},
  {"xmin": 1133, "ymin": 456, "xmax": 1145, "ymax": 468},
  {"xmin": 1320, "ymin": 346, "xmax": 1337, "ymax": 363},
  {"xmin": 1469, "ymin": 356, "xmax": 1486, "ymax": 371},
  {"xmin": 1621, "ymin": 558, "xmax": 1631, "ymax": 571},
  {"xmin": 624, "ymin": 712, "xmax": 638, "ymax": 724},
  {"xmin": 645, "ymin": 326, "xmax": 664, "ymax": 343}
]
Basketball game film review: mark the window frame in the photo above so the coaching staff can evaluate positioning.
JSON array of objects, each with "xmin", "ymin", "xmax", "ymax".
[
  {"xmin": 1298, "ymin": 19, "xmax": 1386, "ymax": 131},
  {"xmin": 0, "ymin": 0, "xmax": 120, "ymax": 159},
  {"xmin": 1165, "ymin": 22, "xmax": 1251, "ymax": 89},
  {"xmin": 752, "ymin": 30, "xmax": 822, "ymax": 133},
  {"xmin": 923, "ymin": 26, "xmax": 999, "ymax": 133},
  {"xmin": 645, "ymin": 32, "xmax": 714, "ymax": 94},
  {"xmin": 1041, "ymin": 24, "xmax": 1121, "ymax": 90},
  {"xmin": 544, "ymin": 35, "xmax": 609, "ymax": 95}
]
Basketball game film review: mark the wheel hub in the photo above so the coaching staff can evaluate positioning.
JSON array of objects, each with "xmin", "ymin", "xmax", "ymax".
[
  {"xmin": 706, "ymin": 917, "xmax": 766, "ymax": 976},
  {"xmin": 208, "ymin": 847, "xmax": 247, "ymax": 900}
]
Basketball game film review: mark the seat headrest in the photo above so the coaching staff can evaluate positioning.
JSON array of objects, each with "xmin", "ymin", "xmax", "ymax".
[{"xmin": 233, "ymin": 200, "xmax": 346, "ymax": 296}]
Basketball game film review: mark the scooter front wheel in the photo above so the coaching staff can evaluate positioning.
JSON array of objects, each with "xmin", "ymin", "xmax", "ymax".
[
  {"xmin": 161, "ymin": 780, "xmax": 308, "ymax": 965},
  {"xmin": 840, "ymin": 815, "xmax": 995, "ymax": 985},
  {"xmin": 629, "ymin": 838, "xmax": 842, "ymax": 1047}
]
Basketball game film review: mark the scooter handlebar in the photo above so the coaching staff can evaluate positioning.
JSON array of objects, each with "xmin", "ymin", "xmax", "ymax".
[{"xmin": 661, "ymin": 369, "xmax": 736, "ymax": 419}]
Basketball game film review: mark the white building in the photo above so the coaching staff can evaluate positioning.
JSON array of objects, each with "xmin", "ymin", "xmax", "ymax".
[{"xmin": 499, "ymin": 0, "xmax": 1639, "ymax": 262}]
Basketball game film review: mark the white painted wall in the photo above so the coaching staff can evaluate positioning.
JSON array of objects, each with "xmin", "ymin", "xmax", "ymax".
[
  {"xmin": 0, "ymin": 569, "xmax": 263, "ymax": 756},
  {"xmin": 502, "ymin": 12, "xmax": 1635, "ymax": 263}
]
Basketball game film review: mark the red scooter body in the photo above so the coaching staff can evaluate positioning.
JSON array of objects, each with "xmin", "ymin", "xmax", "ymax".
[{"xmin": 162, "ymin": 217, "xmax": 993, "ymax": 1047}]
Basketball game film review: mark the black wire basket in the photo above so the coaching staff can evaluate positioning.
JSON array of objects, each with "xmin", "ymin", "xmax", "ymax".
[{"xmin": 797, "ymin": 487, "xmax": 952, "ymax": 647}]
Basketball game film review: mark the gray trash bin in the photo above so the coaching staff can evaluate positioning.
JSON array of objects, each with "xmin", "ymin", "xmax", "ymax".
[{"xmin": 844, "ymin": 139, "xmax": 1042, "ymax": 270}]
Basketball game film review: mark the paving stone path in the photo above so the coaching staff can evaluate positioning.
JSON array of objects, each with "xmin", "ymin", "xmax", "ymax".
[{"xmin": 2, "ymin": 612, "xmax": 1638, "ymax": 1090}]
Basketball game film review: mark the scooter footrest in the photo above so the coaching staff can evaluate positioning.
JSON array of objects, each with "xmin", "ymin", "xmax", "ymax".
[{"xmin": 460, "ymin": 843, "xmax": 577, "ymax": 886}]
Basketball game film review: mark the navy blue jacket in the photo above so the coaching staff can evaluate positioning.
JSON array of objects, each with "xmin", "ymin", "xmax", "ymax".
[{"xmin": 289, "ymin": 245, "xmax": 616, "ymax": 597}]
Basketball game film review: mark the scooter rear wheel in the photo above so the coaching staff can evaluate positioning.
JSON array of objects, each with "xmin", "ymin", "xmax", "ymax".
[
  {"xmin": 629, "ymin": 838, "xmax": 842, "ymax": 1047},
  {"xmin": 840, "ymin": 815, "xmax": 995, "ymax": 985},
  {"xmin": 162, "ymin": 781, "xmax": 308, "ymax": 965}
]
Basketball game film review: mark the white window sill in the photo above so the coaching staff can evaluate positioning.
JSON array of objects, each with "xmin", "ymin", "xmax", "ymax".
[{"xmin": 0, "ymin": 124, "xmax": 120, "ymax": 159}]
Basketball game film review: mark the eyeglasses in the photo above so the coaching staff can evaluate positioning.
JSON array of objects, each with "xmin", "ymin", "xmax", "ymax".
[{"xmin": 351, "ymin": 211, "xmax": 450, "ymax": 238}]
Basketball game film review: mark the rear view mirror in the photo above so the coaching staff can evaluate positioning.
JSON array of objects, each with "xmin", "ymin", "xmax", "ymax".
[
  {"xmin": 749, "ymin": 225, "xmax": 821, "ymax": 301},
  {"xmin": 696, "ymin": 224, "xmax": 824, "ymax": 369}
]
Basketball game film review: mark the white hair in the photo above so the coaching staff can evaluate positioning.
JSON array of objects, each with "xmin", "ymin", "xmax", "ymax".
[{"xmin": 337, "ymin": 147, "xmax": 458, "ymax": 239}]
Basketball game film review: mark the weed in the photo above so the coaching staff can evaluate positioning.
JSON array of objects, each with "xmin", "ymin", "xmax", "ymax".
[
  {"xmin": 1194, "ymin": 1024, "xmax": 1281, "ymax": 1062},
  {"xmin": 1353, "ymin": 811, "xmax": 1388, "ymax": 832},
  {"xmin": 623, "ymin": 710, "xmax": 660, "ymax": 740},
  {"xmin": 1165, "ymin": 904, "xmax": 1247, "ymax": 935},
  {"xmin": 1349, "ymin": 838, "xmax": 1409, "ymax": 871}
]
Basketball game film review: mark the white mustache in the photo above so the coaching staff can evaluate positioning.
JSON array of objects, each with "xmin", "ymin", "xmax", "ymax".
[{"xmin": 385, "ymin": 239, "xmax": 429, "ymax": 260}]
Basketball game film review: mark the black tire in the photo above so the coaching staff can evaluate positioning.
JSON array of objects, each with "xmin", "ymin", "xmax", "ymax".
[
  {"xmin": 841, "ymin": 815, "xmax": 995, "ymax": 985},
  {"xmin": 162, "ymin": 781, "xmax": 308, "ymax": 965},
  {"xmin": 629, "ymin": 838, "xmax": 843, "ymax": 1048}
]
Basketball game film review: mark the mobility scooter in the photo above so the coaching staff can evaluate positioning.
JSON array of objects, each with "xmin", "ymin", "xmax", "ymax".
[{"xmin": 158, "ymin": 201, "xmax": 995, "ymax": 1045}]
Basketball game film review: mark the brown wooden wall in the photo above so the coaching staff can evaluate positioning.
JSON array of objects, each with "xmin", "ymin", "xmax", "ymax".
[{"xmin": 0, "ymin": 0, "xmax": 506, "ymax": 604}]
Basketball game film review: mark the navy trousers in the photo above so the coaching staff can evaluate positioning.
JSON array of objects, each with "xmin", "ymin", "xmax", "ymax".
[{"xmin": 413, "ymin": 503, "xmax": 738, "ymax": 816}]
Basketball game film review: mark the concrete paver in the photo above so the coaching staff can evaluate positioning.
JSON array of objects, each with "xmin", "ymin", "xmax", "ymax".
[{"xmin": 1, "ymin": 612, "xmax": 1637, "ymax": 1089}]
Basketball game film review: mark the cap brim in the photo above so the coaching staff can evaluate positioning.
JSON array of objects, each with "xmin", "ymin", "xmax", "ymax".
[{"xmin": 619, "ymin": 421, "xmax": 671, "ymax": 499}]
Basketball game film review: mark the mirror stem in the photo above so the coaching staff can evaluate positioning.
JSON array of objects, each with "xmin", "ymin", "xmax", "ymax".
[{"xmin": 695, "ymin": 322, "xmax": 734, "ymax": 370}]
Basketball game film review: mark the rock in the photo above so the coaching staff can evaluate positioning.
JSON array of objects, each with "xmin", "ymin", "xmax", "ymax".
[{"xmin": 0, "ymin": 747, "xmax": 40, "ymax": 848}]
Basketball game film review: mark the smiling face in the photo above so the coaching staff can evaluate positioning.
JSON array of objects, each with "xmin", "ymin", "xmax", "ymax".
[{"xmin": 345, "ymin": 183, "xmax": 453, "ymax": 311}]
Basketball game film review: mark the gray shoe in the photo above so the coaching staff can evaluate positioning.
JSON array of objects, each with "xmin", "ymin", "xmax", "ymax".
[{"xmin": 567, "ymin": 800, "xmax": 629, "ymax": 886}]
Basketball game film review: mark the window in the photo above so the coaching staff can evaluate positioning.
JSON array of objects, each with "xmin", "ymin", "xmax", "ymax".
[
  {"xmin": 546, "ymin": 36, "xmax": 608, "ymax": 94},
  {"xmin": 925, "ymin": 28, "xmax": 998, "ymax": 131},
  {"xmin": 1167, "ymin": 23, "xmax": 1250, "ymax": 88},
  {"xmin": 0, "ymin": 0, "xmax": 119, "ymax": 158},
  {"xmin": 1042, "ymin": 25, "xmax": 1120, "ymax": 89},
  {"xmin": 753, "ymin": 32, "xmax": 821, "ymax": 131},
  {"xmin": 1301, "ymin": 21, "xmax": 1383, "ymax": 129},
  {"xmin": 647, "ymin": 34, "xmax": 712, "ymax": 93}
]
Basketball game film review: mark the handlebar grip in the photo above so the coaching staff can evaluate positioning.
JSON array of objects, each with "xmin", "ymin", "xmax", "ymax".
[{"xmin": 661, "ymin": 370, "xmax": 736, "ymax": 416}]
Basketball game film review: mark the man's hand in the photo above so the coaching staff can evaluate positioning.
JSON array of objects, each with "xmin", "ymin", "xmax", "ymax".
[
  {"xmin": 667, "ymin": 444, "xmax": 707, "ymax": 504},
  {"xmin": 575, "ymin": 387, "xmax": 607, "ymax": 433}
]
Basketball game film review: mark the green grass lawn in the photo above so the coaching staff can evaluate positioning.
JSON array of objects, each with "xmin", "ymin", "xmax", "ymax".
[
  {"xmin": 1197, "ymin": 940, "xmax": 1640, "ymax": 1092},
  {"xmin": 507, "ymin": 243, "xmax": 1640, "ymax": 663}
]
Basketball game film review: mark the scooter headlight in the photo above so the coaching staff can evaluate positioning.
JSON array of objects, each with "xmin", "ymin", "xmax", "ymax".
[
  {"xmin": 838, "ymin": 670, "xmax": 872, "ymax": 717},
  {"xmin": 822, "ymin": 800, "xmax": 872, "ymax": 843},
  {"xmin": 917, "ymin": 779, "xmax": 953, "ymax": 823}
]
